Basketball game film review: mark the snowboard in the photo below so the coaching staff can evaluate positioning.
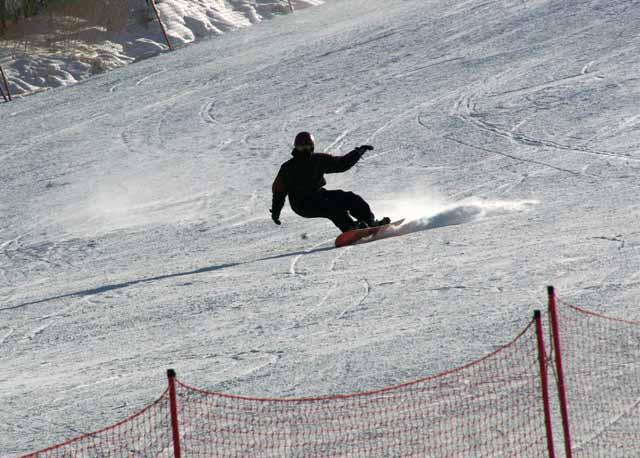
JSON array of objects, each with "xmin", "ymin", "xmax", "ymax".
[{"xmin": 335, "ymin": 219, "xmax": 405, "ymax": 247}]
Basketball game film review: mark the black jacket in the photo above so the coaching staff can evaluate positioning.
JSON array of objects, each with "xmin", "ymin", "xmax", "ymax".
[{"xmin": 271, "ymin": 148, "xmax": 364, "ymax": 216}]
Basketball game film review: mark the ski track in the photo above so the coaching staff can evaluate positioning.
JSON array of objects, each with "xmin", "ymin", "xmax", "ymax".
[
  {"xmin": 135, "ymin": 69, "xmax": 167, "ymax": 86},
  {"xmin": 0, "ymin": 328, "xmax": 14, "ymax": 345},
  {"xmin": 584, "ymin": 114, "xmax": 640, "ymax": 146},
  {"xmin": 456, "ymin": 88, "xmax": 640, "ymax": 164},
  {"xmin": 449, "ymin": 174, "xmax": 511, "ymax": 200},
  {"xmin": 329, "ymin": 246, "xmax": 350, "ymax": 272},
  {"xmin": 115, "ymin": 85, "xmax": 207, "ymax": 122},
  {"xmin": 217, "ymin": 212, "xmax": 255, "ymax": 226},
  {"xmin": 289, "ymin": 239, "xmax": 332, "ymax": 275},
  {"xmin": 366, "ymin": 147, "xmax": 399, "ymax": 162},
  {"xmin": 119, "ymin": 127, "xmax": 137, "ymax": 155},
  {"xmin": 0, "ymin": 238, "xmax": 18, "ymax": 251},
  {"xmin": 329, "ymin": 89, "xmax": 377, "ymax": 116},
  {"xmin": 210, "ymin": 191, "xmax": 259, "ymax": 228},
  {"xmin": 199, "ymin": 100, "xmax": 218, "ymax": 125},
  {"xmin": 364, "ymin": 108, "xmax": 409, "ymax": 145},
  {"xmin": 0, "ymin": 113, "xmax": 109, "ymax": 162},
  {"xmin": 581, "ymin": 60, "xmax": 596, "ymax": 75},
  {"xmin": 486, "ymin": 71, "xmax": 602, "ymax": 99},
  {"xmin": 326, "ymin": 130, "xmax": 351, "ymax": 152},
  {"xmin": 227, "ymin": 351, "xmax": 281, "ymax": 383},
  {"xmin": 317, "ymin": 29, "xmax": 398, "ymax": 59},
  {"xmin": 337, "ymin": 278, "xmax": 370, "ymax": 320},
  {"xmin": 154, "ymin": 102, "xmax": 175, "ymax": 158},
  {"xmin": 108, "ymin": 82, "xmax": 122, "ymax": 93},
  {"xmin": 290, "ymin": 245, "xmax": 353, "ymax": 328},
  {"xmin": 0, "ymin": 218, "xmax": 66, "ymax": 268},
  {"xmin": 363, "ymin": 97, "xmax": 429, "ymax": 147},
  {"xmin": 19, "ymin": 293, "xmax": 90, "ymax": 343},
  {"xmin": 444, "ymin": 134, "xmax": 585, "ymax": 177},
  {"xmin": 22, "ymin": 321, "xmax": 53, "ymax": 342},
  {"xmin": 393, "ymin": 56, "xmax": 462, "ymax": 79},
  {"xmin": 120, "ymin": 96, "xmax": 180, "ymax": 160},
  {"xmin": 510, "ymin": 116, "xmax": 530, "ymax": 133},
  {"xmin": 314, "ymin": 280, "xmax": 339, "ymax": 313},
  {"xmin": 4, "ymin": 237, "xmax": 93, "ymax": 272},
  {"xmin": 315, "ymin": 247, "xmax": 352, "ymax": 312},
  {"xmin": 364, "ymin": 94, "xmax": 450, "ymax": 152},
  {"xmin": 494, "ymin": 175, "xmax": 527, "ymax": 196},
  {"xmin": 287, "ymin": 239, "xmax": 353, "ymax": 325}
]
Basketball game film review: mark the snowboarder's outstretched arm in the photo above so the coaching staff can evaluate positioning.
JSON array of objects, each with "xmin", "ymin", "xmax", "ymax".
[
  {"xmin": 320, "ymin": 145, "xmax": 374, "ymax": 173},
  {"xmin": 270, "ymin": 172, "xmax": 287, "ymax": 225}
]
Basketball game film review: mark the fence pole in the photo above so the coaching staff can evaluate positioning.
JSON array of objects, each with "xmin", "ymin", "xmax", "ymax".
[
  {"xmin": 288, "ymin": 0, "xmax": 294, "ymax": 13},
  {"xmin": 0, "ymin": 78, "xmax": 6, "ymax": 102},
  {"xmin": 534, "ymin": 310, "xmax": 556, "ymax": 458},
  {"xmin": 150, "ymin": 0, "xmax": 173, "ymax": 51},
  {"xmin": 0, "ymin": 64, "xmax": 11, "ymax": 101},
  {"xmin": 548, "ymin": 286, "xmax": 573, "ymax": 458},
  {"xmin": 167, "ymin": 369, "xmax": 182, "ymax": 458}
]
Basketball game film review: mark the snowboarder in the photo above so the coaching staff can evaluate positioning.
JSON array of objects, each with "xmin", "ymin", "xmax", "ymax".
[{"xmin": 270, "ymin": 132, "xmax": 390, "ymax": 232}]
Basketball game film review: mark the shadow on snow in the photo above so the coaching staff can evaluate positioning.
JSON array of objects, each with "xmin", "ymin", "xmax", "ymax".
[
  {"xmin": 2, "ymin": 202, "xmax": 495, "ymax": 311},
  {"xmin": 0, "ymin": 246, "xmax": 336, "ymax": 311}
]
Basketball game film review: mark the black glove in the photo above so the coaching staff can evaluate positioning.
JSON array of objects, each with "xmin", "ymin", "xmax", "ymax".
[
  {"xmin": 355, "ymin": 145, "xmax": 374, "ymax": 158},
  {"xmin": 270, "ymin": 209, "xmax": 281, "ymax": 225}
]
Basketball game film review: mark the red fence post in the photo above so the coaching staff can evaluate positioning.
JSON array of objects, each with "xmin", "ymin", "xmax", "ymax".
[
  {"xmin": 167, "ymin": 369, "xmax": 182, "ymax": 458},
  {"xmin": 0, "ymin": 64, "xmax": 11, "ymax": 101},
  {"xmin": 150, "ymin": 0, "xmax": 173, "ymax": 51},
  {"xmin": 548, "ymin": 286, "xmax": 573, "ymax": 458},
  {"xmin": 534, "ymin": 310, "xmax": 556, "ymax": 458}
]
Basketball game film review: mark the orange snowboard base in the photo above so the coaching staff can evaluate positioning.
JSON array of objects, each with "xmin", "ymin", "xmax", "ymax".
[{"xmin": 335, "ymin": 219, "xmax": 405, "ymax": 247}]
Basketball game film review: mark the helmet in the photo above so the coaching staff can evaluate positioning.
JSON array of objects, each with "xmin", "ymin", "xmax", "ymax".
[{"xmin": 294, "ymin": 131, "xmax": 315, "ymax": 153}]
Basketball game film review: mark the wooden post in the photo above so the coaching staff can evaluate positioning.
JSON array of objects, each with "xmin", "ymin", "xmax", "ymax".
[
  {"xmin": 0, "ymin": 64, "xmax": 11, "ymax": 101},
  {"xmin": 150, "ymin": 0, "xmax": 173, "ymax": 51},
  {"xmin": 167, "ymin": 369, "xmax": 182, "ymax": 458}
]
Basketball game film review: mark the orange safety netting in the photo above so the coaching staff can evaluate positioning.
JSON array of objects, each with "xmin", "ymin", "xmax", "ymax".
[
  {"xmin": 22, "ymin": 318, "xmax": 553, "ymax": 457},
  {"xmin": 554, "ymin": 299, "xmax": 640, "ymax": 458},
  {"xmin": 174, "ymin": 320, "xmax": 549, "ymax": 457},
  {"xmin": 22, "ymin": 389, "xmax": 173, "ymax": 457}
]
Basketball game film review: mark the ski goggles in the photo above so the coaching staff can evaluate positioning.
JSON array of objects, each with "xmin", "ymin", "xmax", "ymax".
[{"xmin": 295, "ymin": 144, "xmax": 314, "ymax": 153}]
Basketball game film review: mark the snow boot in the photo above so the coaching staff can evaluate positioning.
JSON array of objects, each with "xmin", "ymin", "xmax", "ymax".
[
  {"xmin": 371, "ymin": 216, "xmax": 391, "ymax": 227},
  {"xmin": 359, "ymin": 216, "xmax": 391, "ymax": 228}
]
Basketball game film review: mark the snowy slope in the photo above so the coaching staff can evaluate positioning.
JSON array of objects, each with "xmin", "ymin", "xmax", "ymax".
[{"xmin": 2, "ymin": 0, "xmax": 640, "ymax": 455}]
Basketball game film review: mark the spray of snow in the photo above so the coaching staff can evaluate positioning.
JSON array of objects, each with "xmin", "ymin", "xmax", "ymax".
[
  {"xmin": 408, "ymin": 198, "xmax": 539, "ymax": 231},
  {"xmin": 61, "ymin": 174, "xmax": 194, "ymax": 236},
  {"xmin": 374, "ymin": 188, "xmax": 538, "ymax": 236},
  {"xmin": 374, "ymin": 187, "xmax": 449, "ymax": 222}
]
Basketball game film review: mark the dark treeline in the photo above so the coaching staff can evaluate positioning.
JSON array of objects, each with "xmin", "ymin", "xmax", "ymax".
[{"xmin": 0, "ymin": 1, "xmax": 81, "ymax": 34}]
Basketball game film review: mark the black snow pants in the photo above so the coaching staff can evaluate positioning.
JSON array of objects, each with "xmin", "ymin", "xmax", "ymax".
[{"xmin": 291, "ymin": 189, "xmax": 374, "ymax": 232}]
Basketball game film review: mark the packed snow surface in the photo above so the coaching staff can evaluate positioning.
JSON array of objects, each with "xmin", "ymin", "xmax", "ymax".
[{"xmin": 2, "ymin": 0, "xmax": 640, "ymax": 455}]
